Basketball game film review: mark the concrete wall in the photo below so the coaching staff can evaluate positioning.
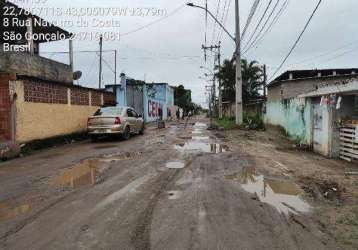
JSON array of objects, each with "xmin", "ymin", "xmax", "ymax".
[
  {"xmin": 265, "ymin": 98, "xmax": 312, "ymax": 144},
  {"xmin": 109, "ymin": 81, "xmax": 175, "ymax": 123},
  {"xmin": 166, "ymin": 86, "xmax": 174, "ymax": 106},
  {"xmin": 268, "ymin": 76, "xmax": 357, "ymax": 102},
  {"xmin": 144, "ymin": 84, "xmax": 166, "ymax": 122},
  {"xmin": 4, "ymin": 79, "xmax": 115, "ymax": 143},
  {"xmin": 0, "ymin": 52, "xmax": 73, "ymax": 84}
]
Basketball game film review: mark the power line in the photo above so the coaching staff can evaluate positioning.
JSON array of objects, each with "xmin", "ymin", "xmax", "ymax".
[
  {"xmin": 205, "ymin": 0, "xmax": 208, "ymax": 47},
  {"xmin": 242, "ymin": 0, "xmax": 273, "ymax": 51},
  {"xmin": 243, "ymin": 0, "xmax": 281, "ymax": 54},
  {"xmin": 286, "ymin": 38, "xmax": 358, "ymax": 67},
  {"xmin": 250, "ymin": 0, "xmax": 289, "ymax": 51},
  {"xmin": 241, "ymin": 0, "xmax": 260, "ymax": 41},
  {"xmin": 270, "ymin": 0, "xmax": 323, "ymax": 80},
  {"xmin": 217, "ymin": 0, "xmax": 232, "ymax": 43},
  {"xmin": 120, "ymin": 4, "xmax": 185, "ymax": 37},
  {"xmin": 215, "ymin": 0, "xmax": 229, "ymax": 44},
  {"xmin": 211, "ymin": 0, "xmax": 222, "ymax": 45}
]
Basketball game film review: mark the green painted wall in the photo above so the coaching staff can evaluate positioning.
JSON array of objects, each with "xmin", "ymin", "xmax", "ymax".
[{"xmin": 265, "ymin": 98, "xmax": 312, "ymax": 144}]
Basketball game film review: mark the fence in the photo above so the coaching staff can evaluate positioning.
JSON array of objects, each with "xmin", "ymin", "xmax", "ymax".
[{"xmin": 340, "ymin": 124, "xmax": 358, "ymax": 162}]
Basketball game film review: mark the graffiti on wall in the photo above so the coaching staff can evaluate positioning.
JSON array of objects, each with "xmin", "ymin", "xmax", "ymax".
[{"xmin": 148, "ymin": 99, "xmax": 163, "ymax": 118}]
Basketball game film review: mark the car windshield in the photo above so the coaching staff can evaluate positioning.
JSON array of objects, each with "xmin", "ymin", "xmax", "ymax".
[{"xmin": 93, "ymin": 107, "xmax": 124, "ymax": 116}]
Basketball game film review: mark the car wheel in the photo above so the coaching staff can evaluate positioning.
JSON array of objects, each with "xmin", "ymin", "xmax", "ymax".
[
  {"xmin": 139, "ymin": 124, "xmax": 145, "ymax": 135},
  {"xmin": 122, "ymin": 126, "xmax": 130, "ymax": 140},
  {"xmin": 90, "ymin": 135, "xmax": 99, "ymax": 142}
]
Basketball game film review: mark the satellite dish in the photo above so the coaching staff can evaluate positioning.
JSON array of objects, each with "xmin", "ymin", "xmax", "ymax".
[{"xmin": 73, "ymin": 71, "xmax": 82, "ymax": 80}]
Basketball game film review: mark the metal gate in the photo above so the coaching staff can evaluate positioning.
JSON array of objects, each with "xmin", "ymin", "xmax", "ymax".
[{"xmin": 126, "ymin": 85, "xmax": 143, "ymax": 115}]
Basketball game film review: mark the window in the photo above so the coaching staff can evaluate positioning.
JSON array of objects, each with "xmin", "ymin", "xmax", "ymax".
[
  {"xmin": 127, "ymin": 109, "xmax": 134, "ymax": 117},
  {"xmin": 132, "ymin": 110, "xmax": 139, "ymax": 118},
  {"xmin": 94, "ymin": 107, "xmax": 123, "ymax": 116}
]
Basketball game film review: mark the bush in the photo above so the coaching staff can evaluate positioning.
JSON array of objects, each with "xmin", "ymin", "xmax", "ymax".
[
  {"xmin": 243, "ymin": 113, "xmax": 265, "ymax": 130},
  {"xmin": 215, "ymin": 117, "xmax": 237, "ymax": 130}
]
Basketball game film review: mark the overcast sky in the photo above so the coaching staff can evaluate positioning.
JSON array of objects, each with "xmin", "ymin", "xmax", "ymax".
[{"xmin": 15, "ymin": 0, "xmax": 358, "ymax": 107}]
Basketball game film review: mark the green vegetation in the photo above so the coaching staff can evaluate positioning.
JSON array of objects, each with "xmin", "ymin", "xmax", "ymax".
[
  {"xmin": 243, "ymin": 113, "xmax": 265, "ymax": 130},
  {"xmin": 215, "ymin": 117, "xmax": 237, "ymax": 130},
  {"xmin": 216, "ymin": 113, "xmax": 265, "ymax": 131},
  {"xmin": 338, "ymin": 210, "xmax": 358, "ymax": 226},
  {"xmin": 173, "ymin": 85, "xmax": 202, "ymax": 114},
  {"xmin": 215, "ymin": 58, "xmax": 263, "ymax": 104}
]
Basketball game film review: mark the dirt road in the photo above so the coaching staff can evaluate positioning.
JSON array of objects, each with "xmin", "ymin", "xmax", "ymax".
[{"xmin": 0, "ymin": 118, "xmax": 338, "ymax": 249}]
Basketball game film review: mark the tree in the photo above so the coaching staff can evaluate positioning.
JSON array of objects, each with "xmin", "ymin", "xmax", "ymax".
[
  {"xmin": 173, "ymin": 85, "xmax": 202, "ymax": 114},
  {"xmin": 174, "ymin": 85, "xmax": 192, "ymax": 112},
  {"xmin": 215, "ymin": 59, "xmax": 263, "ymax": 103}
]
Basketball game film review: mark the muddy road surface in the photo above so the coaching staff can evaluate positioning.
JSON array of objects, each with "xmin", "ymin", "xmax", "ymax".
[{"xmin": 0, "ymin": 118, "xmax": 338, "ymax": 249}]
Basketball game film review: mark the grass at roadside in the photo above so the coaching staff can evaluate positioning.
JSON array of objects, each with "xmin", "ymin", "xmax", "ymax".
[
  {"xmin": 215, "ymin": 113, "xmax": 265, "ymax": 131},
  {"xmin": 215, "ymin": 117, "xmax": 237, "ymax": 130}
]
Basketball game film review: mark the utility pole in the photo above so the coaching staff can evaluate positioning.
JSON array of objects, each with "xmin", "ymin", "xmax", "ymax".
[
  {"xmin": 202, "ymin": 44, "xmax": 220, "ymax": 117},
  {"xmin": 205, "ymin": 85, "xmax": 213, "ymax": 125},
  {"xmin": 186, "ymin": 2, "xmax": 242, "ymax": 123},
  {"xmin": 263, "ymin": 64, "xmax": 267, "ymax": 98},
  {"xmin": 235, "ymin": 0, "xmax": 243, "ymax": 125},
  {"xmin": 218, "ymin": 41, "xmax": 223, "ymax": 118},
  {"xmin": 114, "ymin": 50, "xmax": 117, "ymax": 86},
  {"xmin": 98, "ymin": 35, "xmax": 103, "ymax": 89}
]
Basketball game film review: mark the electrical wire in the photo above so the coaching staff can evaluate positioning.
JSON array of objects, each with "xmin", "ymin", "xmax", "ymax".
[
  {"xmin": 270, "ymin": 0, "xmax": 323, "ymax": 81},
  {"xmin": 286, "ymin": 38, "xmax": 358, "ymax": 67},
  {"xmin": 242, "ymin": 0, "xmax": 273, "ymax": 51},
  {"xmin": 217, "ymin": 0, "xmax": 232, "ymax": 43},
  {"xmin": 243, "ymin": 0, "xmax": 281, "ymax": 54},
  {"xmin": 241, "ymin": 0, "xmax": 260, "ymax": 41},
  {"xmin": 250, "ymin": 0, "xmax": 289, "ymax": 51},
  {"xmin": 120, "ymin": 4, "xmax": 185, "ymax": 37},
  {"xmin": 211, "ymin": 0, "xmax": 222, "ymax": 45},
  {"xmin": 215, "ymin": 0, "xmax": 228, "ymax": 44}
]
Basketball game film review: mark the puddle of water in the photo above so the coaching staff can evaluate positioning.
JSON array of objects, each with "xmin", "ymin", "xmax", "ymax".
[
  {"xmin": 101, "ymin": 152, "xmax": 142, "ymax": 163},
  {"xmin": 168, "ymin": 190, "xmax": 182, "ymax": 200},
  {"xmin": 178, "ymin": 136, "xmax": 192, "ymax": 140},
  {"xmin": 166, "ymin": 161, "xmax": 185, "ymax": 169},
  {"xmin": 175, "ymin": 142, "xmax": 228, "ymax": 154},
  {"xmin": 225, "ymin": 167, "xmax": 310, "ymax": 215},
  {"xmin": 194, "ymin": 122, "xmax": 207, "ymax": 128},
  {"xmin": 192, "ymin": 136, "xmax": 210, "ymax": 140},
  {"xmin": 0, "ymin": 200, "xmax": 32, "ymax": 221},
  {"xmin": 52, "ymin": 159, "xmax": 100, "ymax": 189}
]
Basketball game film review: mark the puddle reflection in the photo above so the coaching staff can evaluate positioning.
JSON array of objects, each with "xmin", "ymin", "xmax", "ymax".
[
  {"xmin": 225, "ymin": 167, "xmax": 310, "ymax": 215},
  {"xmin": 175, "ymin": 142, "xmax": 229, "ymax": 154},
  {"xmin": 52, "ymin": 159, "xmax": 100, "ymax": 189},
  {"xmin": 166, "ymin": 161, "xmax": 185, "ymax": 169},
  {"xmin": 0, "ymin": 199, "xmax": 32, "ymax": 221}
]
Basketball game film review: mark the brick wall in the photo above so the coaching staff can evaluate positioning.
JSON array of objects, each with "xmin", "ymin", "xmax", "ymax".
[
  {"xmin": 0, "ymin": 74, "xmax": 15, "ymax": 141},
  {"xmin": 103, "ymin": 92, "xmax": 116, "ymax": 106},
  {"xmin": 24, "ymin": 81, "xmax": 68, "ymax": 104},
  {"xmin": 91, "ymin": 92, "xmax": 102, "ymax": 106},
  {"xmin": 71, "ymin": 88, "xmax": 89, "ymax": 106},
  {"xmin": 22, "ymin": 79, "xmax": 116, "ymax": 107}
]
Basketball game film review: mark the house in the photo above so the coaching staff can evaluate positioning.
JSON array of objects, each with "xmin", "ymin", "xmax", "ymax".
[
  {"xmin": 265, "ymin": 68, "xmax": 358, "ymax": 161},
  {"xmin": 105, "ymin": 74, "xmax": 177, "ymax": 123},
  {"xmin": 0, "ymin": 1, "xmax": 116, "ymax": 143}
]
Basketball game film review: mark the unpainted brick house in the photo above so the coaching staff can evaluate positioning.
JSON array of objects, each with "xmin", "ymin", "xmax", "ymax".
[{"xmin": 0, "ymin": 1, "xmax": 116, "ymax": 143}]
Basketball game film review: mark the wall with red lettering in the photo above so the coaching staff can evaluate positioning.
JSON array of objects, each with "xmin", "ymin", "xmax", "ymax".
[{"xmin": 147, "ymin": 99, "xmax": 164, "ymax": 121}]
